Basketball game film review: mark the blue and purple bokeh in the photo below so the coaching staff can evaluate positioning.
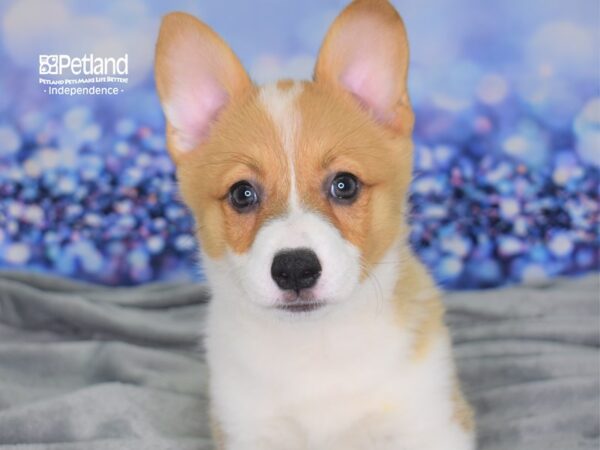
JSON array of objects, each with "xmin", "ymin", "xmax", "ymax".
[{"xmin": 0, "ymin": 0, "xmax": 598, "ymax": 288}]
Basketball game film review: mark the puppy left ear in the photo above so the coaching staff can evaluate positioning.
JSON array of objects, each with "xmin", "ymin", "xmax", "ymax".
[
  {"xmin": 314, "ymin": 0, "xmax": 413, "ymax": 135},
  {"xmin": 155, "ymin": 12, "xmax": 251, "ymax": 160}
]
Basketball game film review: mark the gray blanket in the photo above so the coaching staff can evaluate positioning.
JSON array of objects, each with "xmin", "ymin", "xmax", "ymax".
[{"xmin": 0, "ymin": 271, "xmax": 598, "ymax": 449}]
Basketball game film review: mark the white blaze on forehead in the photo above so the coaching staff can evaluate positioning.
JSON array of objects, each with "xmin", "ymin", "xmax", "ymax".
[{"xmin": 258, "ymin": 82, "xmax": 303, "ymax": 211}]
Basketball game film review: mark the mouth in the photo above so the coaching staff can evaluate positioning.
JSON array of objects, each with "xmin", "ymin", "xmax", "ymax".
[
  {"xmin": 274, "ymin": 289, "xmax": 326, "ymax": 313},
  {"xmin": 276, "ymin": 301, "xmax": 326, "ymax": 313}
]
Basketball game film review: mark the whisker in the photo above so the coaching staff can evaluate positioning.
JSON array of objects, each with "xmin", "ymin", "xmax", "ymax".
[{"xmin": 359, "ymin": 258, "xmax": 386, "ymax": 316}]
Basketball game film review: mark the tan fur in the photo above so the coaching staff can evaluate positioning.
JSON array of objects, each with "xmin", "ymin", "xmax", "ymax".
[
  {"xmin": 393, "ymin": 257, "xmax": 475, "ymax": 431},
  {"xmin": 175, "ymin": 88, "xmax": 292, "ymax": 257},
  {"xmin": 390, "ymin": 254, "xmax": 445, "ymax": 360},
  {"xmin": 295, "ymin": 82, "xmax": 413, "ymax": 277},
  {"xmin": 453, "ymin": 380, "xmax": 476, "ymax": 431}
]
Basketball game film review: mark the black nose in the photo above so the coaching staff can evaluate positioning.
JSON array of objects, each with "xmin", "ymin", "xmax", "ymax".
[{"xmin": 271, "ymin": 249, "xmax": 322, "ymax": 292}]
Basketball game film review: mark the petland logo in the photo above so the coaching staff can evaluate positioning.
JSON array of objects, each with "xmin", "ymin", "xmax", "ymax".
[{"xmin": 39, "ymin": 53, "xmax": 129, "ymax": 96}]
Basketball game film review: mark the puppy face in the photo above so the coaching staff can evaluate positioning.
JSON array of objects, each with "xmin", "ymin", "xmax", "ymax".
[{"xmin": 155, "ymin": 0, "xmax": 414, "ymax": 313}]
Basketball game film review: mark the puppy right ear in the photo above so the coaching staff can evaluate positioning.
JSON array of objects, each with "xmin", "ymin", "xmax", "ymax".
[
  {"xmin": 314, "ymin": 0, "xmax": 413, "ymax": 135},
  {"xmin": 155, "ymin": 12, "xmax": 251, "ymax": 159}
]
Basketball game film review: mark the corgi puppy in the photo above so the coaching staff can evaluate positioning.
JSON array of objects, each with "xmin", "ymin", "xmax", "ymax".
[{"xmin": 155, "ymin": 0, "xmax": 475, "ymax": 448}]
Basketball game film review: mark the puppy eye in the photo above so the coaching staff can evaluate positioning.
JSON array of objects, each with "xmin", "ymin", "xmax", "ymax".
[
  {"xmin": 229, "ymin": 181, "xmax": 259, "ymax": 212},
  {"xmin": 329, "ymin": 172, "xmax": 360, "ymax": 203}
]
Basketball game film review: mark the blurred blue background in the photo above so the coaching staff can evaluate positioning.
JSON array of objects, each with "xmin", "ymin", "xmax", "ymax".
[{"xmin": 0, "ymin": 0, "xmax": 598, "ymax": 288}]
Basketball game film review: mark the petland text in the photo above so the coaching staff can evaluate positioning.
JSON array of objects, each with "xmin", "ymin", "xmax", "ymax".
[{"xmin": 39, "ymin": 54, "xmax": 128, "ymax": 76}]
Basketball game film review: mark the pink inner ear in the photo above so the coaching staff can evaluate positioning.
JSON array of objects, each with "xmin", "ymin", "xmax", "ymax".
[
  {"xmin": 340, "ymin": 58, "xmax": 394, "ymax": 122},
  {"xmin": 322, "ymin": 13, "xmax": 402, "ymax": 124},
  {"xmin": 167, "ymin": 75, "xmax": 229, "ymax": 152}
]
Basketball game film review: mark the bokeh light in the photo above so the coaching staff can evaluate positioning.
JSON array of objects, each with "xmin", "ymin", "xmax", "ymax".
[{"xmin": 0, "ymin": 0, "xmax": 598, "ymax": 288}]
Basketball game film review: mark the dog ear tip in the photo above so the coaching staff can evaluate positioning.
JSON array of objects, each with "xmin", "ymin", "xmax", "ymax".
[{"xmin": 160, "ymin": 11, "xmax": 200, "ymax": 30}]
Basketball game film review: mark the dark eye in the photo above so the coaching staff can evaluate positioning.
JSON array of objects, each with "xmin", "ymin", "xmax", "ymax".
[
  {"xmin": 329, "ymin": 172, "xmax": 360, "ymax": 202},
  {"xmin": 229, "ymin": 181, "xmax": 259, "ymax": 212}
]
